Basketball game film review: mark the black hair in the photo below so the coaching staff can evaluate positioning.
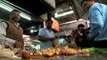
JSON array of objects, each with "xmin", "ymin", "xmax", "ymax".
[
  {"xmin": 81, "ymin": 0, "xmax": 90, "ymax": 6},
  {"xmin": 46, "ymin": 19, "xmax": 53, "ymax": 23},
  {"xmin": 78, "ymin": 24, "xmax": 85, "ymax": 28},
  {"xmin": 11, "ymin": 9, "xmax": 20, "ymax": 14}
]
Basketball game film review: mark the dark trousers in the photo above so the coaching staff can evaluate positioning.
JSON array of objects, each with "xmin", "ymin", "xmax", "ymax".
[
  {"xmin": 91, "ymin": 40, "xmax": 107, "ymax": 48},
  {"xmin": 75, "ymin": 37, "xmax": 90, "ymax": 48}
]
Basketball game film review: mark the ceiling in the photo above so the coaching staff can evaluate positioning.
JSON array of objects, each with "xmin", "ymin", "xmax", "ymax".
[
  {"xmin": 6, "ymin": 0, "xmax": 55, "ymax": 16},
  {"xmin": 5, "ymin": 0, "xmax": 107, "ymax": 19},
  {"xmin": 6, "ymin": 0, "xmax": 70, "ymax": 16},
  {"xmin": 56, "ymin": 0, "xmax": 68, "ymax": 6}
]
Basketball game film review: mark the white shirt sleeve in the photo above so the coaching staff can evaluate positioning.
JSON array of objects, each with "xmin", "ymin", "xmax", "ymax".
[{"xmin": 0, "ymin": 22, "xmax": 16, "ymax": 46}]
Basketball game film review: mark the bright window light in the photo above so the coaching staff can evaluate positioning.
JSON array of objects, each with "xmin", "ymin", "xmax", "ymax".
[
  {"xmin": 55, "ymin": 10, "xmax": 74, "ymax": 18},
  {"xmin": 0, "ymin": 3, "xmax": 31, "ymax": 21},
  {"xmin": 0, "ymin": 3, "xmax": 13, "ymax": 12},
  {"xmin": 30, "ymin": 30, "xmax": 34, "ymax": 33},
  {"xmin": 60, "ymin": 19, "xmax": 89, "ymax": 25},
  {"xmin": 20, "ymin": 12, "xmax": 31, "ymax": 21},
  {"xmin": 60, "ymin": 20, "xmax": 77, "ymax": 25}
]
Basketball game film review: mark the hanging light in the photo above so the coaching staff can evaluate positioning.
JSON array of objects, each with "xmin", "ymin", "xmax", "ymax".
[{"xmin": 55, "ymin": 10, "xmax": 74, "ymax": 18}]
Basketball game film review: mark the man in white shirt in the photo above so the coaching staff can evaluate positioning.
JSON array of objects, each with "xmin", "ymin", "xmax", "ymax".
[
  {"xmin": 0, "ymin": 9, "xmax": 23, "ymax": 49},
  {"xmin": 38, "ymin": 20, "xmax": 56, "ymax": 50}
]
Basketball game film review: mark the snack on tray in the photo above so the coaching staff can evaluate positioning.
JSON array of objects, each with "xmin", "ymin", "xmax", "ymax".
[
  {"xmin": 22, "ymin": 51, "xmax": 32, "ymax": 59},
  {"xmin": 61, "ymin": 46, "xmax": 78, "ymax": 55},
  {"xmin": 33, "ymin": 46, "xmax": 90, "ymax": 56},
  {"xmin": 34, "ymin": 50, "xmax": 42, "ymax": 56},
  {"xmin": 42, "ymin": 48, "xmax": 55, "ymax": 57},
  {"xmin": 55, "ymin": 47, "xmax": 62, "ymax": 55}
]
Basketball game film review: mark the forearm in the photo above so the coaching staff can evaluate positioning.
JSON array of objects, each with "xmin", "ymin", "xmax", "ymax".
[
  {"xmin": 0, "ymin": 34, "xmax": 16, "ymax": 46},
  {"xmin": 38, "ymin": 36, "xmax": 55, "ymax": 42}
]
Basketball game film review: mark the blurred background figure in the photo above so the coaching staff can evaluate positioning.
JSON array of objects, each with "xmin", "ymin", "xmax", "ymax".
[{"xmin": 75, "ymin": 24, "xmax": 90, "ymax": 48}]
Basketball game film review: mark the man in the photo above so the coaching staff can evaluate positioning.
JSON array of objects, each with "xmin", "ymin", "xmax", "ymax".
[
  {"xmin": 0, "ymin": 9, "xmax": 23, "ymax": 49},
  {"xmin": 37, "ymin": 20, "xmax": 56, "ymax": 50},
  {"xmin": 75, "ymin": 24, "xmax": 89, "ymax": 47},
  {"xmin": 81, "ymin": 0, "xmax": 107, "ymax": 47}
]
